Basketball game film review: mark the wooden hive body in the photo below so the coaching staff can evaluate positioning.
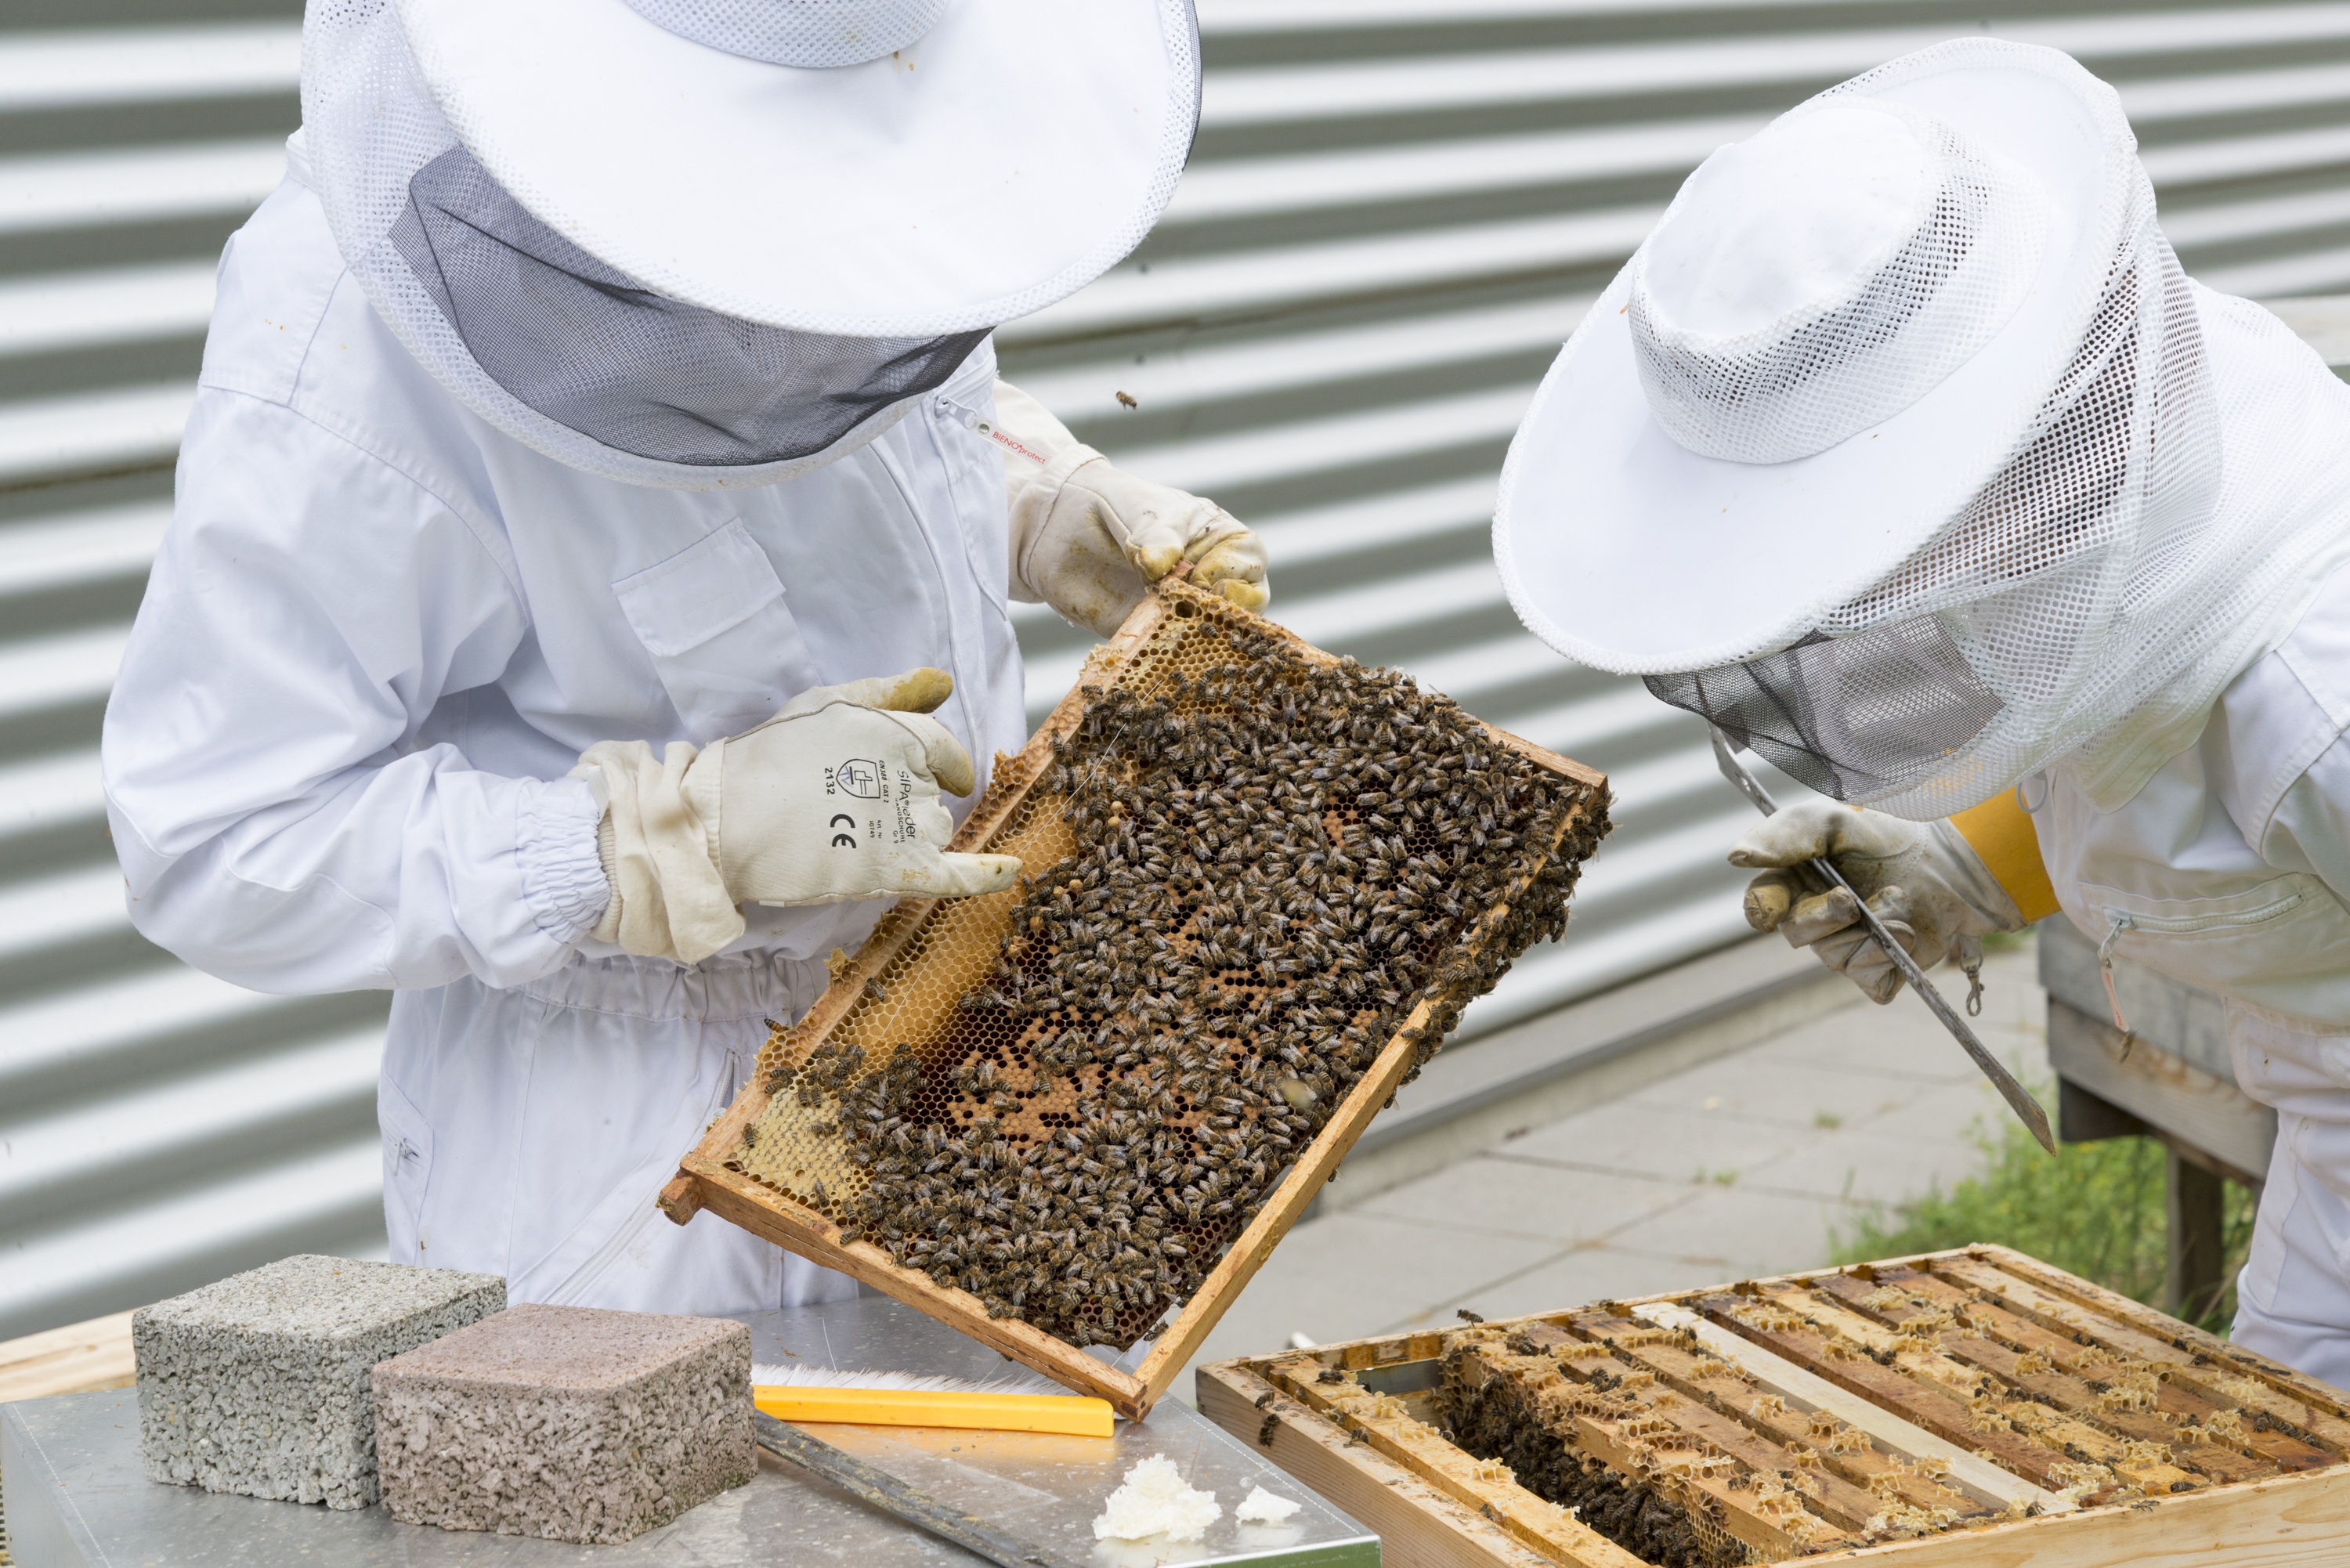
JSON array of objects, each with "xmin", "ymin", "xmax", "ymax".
[
  {"xmin": 1199, "ymin": 1245, "xmax": 2350, "ymax": 1566},
  {"xmin": 657, "ymin": 578, "xmax": 1608, "ymax": 1418}
]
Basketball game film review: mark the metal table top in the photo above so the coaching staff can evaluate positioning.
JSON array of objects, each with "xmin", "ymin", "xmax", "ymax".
[{"xmin": 0, "ymin": 1295, "xmax": 1376, "ymax": 1567}]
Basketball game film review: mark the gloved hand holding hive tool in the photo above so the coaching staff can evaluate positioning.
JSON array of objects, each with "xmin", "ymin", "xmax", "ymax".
[
  {"xmin": 575, "ymin": 669, "xmax": 1024, "ymax": 966},
  {"xmin": 1732, "ymin": 800, "xmax": 2023, "ymax": 1006}
]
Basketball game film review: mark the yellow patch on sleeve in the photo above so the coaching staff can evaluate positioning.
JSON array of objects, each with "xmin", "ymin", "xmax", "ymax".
[{"xmin": 1950, "ymin": 792, "xmax": 2060, "ymax": 924}]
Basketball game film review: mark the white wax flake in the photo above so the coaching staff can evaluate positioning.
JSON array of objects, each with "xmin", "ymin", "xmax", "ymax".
[
  {"xmin": 1235, "ymin": 1486, "xmax": 1302, "ymax": 1525},
  {"xmin": 1092, "ymin": 1454, "xmax": 1223, "ymax": 1542}
]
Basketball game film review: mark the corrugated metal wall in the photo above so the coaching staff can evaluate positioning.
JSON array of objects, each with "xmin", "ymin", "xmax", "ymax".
[{"xmin": 7, "ymin": 0, "xmax": 2350, "ymax": 1342}]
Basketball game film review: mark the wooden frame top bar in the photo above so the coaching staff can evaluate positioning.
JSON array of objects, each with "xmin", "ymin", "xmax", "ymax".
[{"xmin": 659, "ymin": 578, "xmax": 1607, "ymax": 1418}]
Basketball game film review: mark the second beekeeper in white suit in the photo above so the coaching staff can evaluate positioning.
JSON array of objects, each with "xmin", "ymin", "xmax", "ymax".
[
  {"xmin": 1495, "ymin": 39, "xmax": 2350, "ymax": 1382},
  {"xmin": 98, "ymin": 0, "xmax": 1267, "ymax": 1318}
]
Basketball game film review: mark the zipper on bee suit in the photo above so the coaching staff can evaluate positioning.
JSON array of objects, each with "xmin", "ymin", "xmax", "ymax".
[{"xmin": 2091, "ymin": 887, "xmax": 2306, "ymax": 1038}]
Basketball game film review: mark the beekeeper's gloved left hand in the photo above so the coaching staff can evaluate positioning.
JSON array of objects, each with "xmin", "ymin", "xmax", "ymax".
[
  {"xmin": 989, "ymin": 380, "xmax": 1269, "ymax": 636},
  {"xmin": 1730, "ymin": 800, "xmax": 2022, "ymax": 1004},
  {"xmin": 573, "ymin": 668, "xmax": 1021, "ymax": 966}
]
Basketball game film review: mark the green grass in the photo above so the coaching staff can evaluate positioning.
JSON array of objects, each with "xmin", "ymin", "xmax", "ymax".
[{"xmin": 1831, "ymin": 1101, "xmax": 2257, "ymax": 1335}]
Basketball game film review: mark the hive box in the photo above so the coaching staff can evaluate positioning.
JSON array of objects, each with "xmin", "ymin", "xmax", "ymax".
[
  {"xmin": 135, "ymin": 1255, "xmax": 505, "ymax": 1509},
  {"xmin": 372, "ymin": 1302, "xmax": 754, "ymax": 1544},
  {"xmin": 1202, "ymin": 1245, "xmax": 2350, "ymax": 1568}
]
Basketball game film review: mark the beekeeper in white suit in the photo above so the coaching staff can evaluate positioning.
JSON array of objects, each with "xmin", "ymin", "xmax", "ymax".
[
  {"xmin": 98, "ymin": 0, "xmax": 1267, "ymax": 1319},
  {"xmin": 1495, "ymin": 38, "xmax": 2350, "ymax": 1383}
]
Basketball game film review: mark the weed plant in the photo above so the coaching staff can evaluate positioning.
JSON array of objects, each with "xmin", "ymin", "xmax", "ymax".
[{"xmin": 1833, "ymin": 1097, "xmax": 2255, "ymax": 1335}]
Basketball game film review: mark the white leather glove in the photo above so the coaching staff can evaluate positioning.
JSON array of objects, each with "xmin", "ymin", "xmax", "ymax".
[
  {"xmin": 573, "ymin": 668, "xmax": 1021, "ymax": 965},
  {"xmin": 989, "ymin": 379, "xmax": 1270, "ymax": 636},
  {"xmin": 1730, "ymin": 801, "xmax": 2023, "ymax": 1004}
]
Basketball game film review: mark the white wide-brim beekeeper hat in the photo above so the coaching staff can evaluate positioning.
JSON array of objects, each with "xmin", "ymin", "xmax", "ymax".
[
  {"xmin": 1495, "ymin": 38, "xmax": 2350, "ymax": 819},
  {"xmin": 299, "ymin": 0, "xmax": 1198, "ymax": 488}
]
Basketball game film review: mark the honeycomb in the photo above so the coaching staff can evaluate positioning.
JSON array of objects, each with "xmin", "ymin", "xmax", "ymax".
[
  {"xmin": 722, "ymin": 581, "xmax": 1609, "ymax": 1350},
  {"xmin": 1440, "ymin": 1341, "xmax": 1759, "ymax": 1568},
  {"xmin": 1412, "ymin": 1266, "xmax": 2348, "ymax": 1565}
]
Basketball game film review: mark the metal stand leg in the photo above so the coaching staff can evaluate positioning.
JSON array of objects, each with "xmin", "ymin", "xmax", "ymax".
[{"xmin": 2167, "ymin": 1150, "xmax": 2227, "ymax": 1323}]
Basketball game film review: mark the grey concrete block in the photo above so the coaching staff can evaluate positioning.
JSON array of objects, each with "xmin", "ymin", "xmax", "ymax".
[
  {"xmin": 372, "ymin": 1303, "xmax": 754, "ymax": 1545},
  {"xmin": 134, "ymin": 1255, "xmax": 505, "ymax": 1510}
]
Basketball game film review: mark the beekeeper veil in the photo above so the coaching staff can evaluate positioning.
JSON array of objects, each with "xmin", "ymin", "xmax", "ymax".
[
  {"xmin": 1494, "ymin": 38, "xmax": 2350, "ymax": 818},
  {"xmin": 299, "ymin": 0, "xmax": 1200, "ymax": 490}
]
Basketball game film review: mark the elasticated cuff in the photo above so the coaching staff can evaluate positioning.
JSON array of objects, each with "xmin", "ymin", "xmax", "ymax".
[{"xmin": 517, "ymin": 776, "xmax": 611, "ymax": 945}]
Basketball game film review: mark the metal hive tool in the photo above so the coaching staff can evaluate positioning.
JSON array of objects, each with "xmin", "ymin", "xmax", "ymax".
[{"xmin": 660, "ymin": 577, "xmax": 1609, "ymax": 1418}]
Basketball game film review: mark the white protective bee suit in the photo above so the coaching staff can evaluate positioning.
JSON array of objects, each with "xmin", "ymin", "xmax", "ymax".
[
  {"xmin": 1494, "ymin": 39, "xmax": 2350, "ymax": 1384},
  {"xmin": 99, "ymin": 0, "xmax": 1262, "ymax": 1319}
]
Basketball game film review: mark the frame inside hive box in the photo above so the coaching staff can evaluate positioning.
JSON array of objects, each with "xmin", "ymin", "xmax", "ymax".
[
  {"xmin": 657, "ymin": 576, "xmax": 1608, "ymax": 1419},
  {"xmin": 1198, "ymin": 1244, "xmax": 2350, "ymax": 1568}
]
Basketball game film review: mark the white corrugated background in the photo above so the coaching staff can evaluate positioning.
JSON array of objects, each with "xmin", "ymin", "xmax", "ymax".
[{"xmin": 7, "ymin": 0, "xmax": 2350, "ymax": 1340}]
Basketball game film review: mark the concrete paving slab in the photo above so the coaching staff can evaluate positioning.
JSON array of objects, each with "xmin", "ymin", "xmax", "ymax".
[
  {"xmin": 1183, "ymin": 1210, "xmax": 1557, "ymax": 1373},
  {"xmin": 1737, "ymin": 1014, "xmax": 1979, "ymax": 1089},
  {"xmin": 1741, "ymin": 1129, "xmax": 1982, "ymax": 1207},
  {"xmin": 1456, "ymin": 1248, "xmax": 1712, "ymax": 1322},
  {"xmin": 1495, "ymin": 1100, "xmax": 1817, "ymax": 1183},
  {"xmin": 1742, "ymin": 948, "xmax": 2044, "ymax": 1086},
  {"xmin": 1855, "ymin": 1078, "xmax": 2031, "ymax": 1156},
  {"xmin": 1613, "ymin": 1185, "xmax": 1855, "ymax": 1279},
  {"xmin": 1625, "ymin": 1047, "xmax": 1932, "ymax": 1130},
  {"xmin": 1357, "ymin": 1155, "xmax": 1694, "ymax": 1245}
]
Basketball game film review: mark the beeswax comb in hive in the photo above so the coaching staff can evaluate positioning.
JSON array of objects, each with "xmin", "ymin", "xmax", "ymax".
[
  {"xmin": 660, "ymin": 576, "xmax": 1610, "ymax": 1420},
  {"xmin": 1202, "ymin": 1244, "xmax": 2350, "ymax": 1568}
]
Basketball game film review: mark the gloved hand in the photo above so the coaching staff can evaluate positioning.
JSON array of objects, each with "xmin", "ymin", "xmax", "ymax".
[
  {"xmin": 574, "ymin": 668, "xmax": 1022, "ymax": 965},
  {"xmin": 989, "ymin": 379, "xmax": 1269, "ymax": 636},
  {"xmin": 1730, "ymin": 801, "xmax": 2023, "ymax": 1004}
]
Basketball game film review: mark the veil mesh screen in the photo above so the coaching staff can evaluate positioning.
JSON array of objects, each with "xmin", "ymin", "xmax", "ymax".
[
  {"xmin": 390, "ymin": 148, "xmax": 986, "ymax": 468},
  {"xmin": 1646, "ymin": 620, "xmax": 2003, "ymax": 801}
]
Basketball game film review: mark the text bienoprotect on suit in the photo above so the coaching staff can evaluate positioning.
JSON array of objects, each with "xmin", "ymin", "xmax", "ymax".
[
  {"xmin": 1496, "ymin": 38, "xmax": 2350, "ymax": 1384},
  {"xmin": 97, "ymin": 0, "xmax": 1271, "ymax": 1322}
]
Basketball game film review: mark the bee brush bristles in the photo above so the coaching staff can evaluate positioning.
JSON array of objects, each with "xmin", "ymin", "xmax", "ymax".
[{"xmin": 749, "ymin": 1365, "xmax": 1115, "ymax": 1438}]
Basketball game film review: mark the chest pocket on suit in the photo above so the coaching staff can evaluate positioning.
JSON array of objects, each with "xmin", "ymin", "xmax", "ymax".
[
  {"xmin": 613, "ymin": 518, "xmax": 824, "ymax": 742},
  {"xmin": 2081, "ymin": 874, "xmax": 2350, "ymax": 1028}
]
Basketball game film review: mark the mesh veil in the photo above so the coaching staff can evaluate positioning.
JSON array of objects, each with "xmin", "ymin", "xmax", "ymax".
[
  {"xmin": 302, "ymin": 0, "xmax": 982, "ymax": 489},
  {"xmin": 1645, "ymin": 45, "xmax": 2350, "ymax": 819},
  {"xmin": 391, "ymin": 149, "xmax": 985, "ymax": 471}
]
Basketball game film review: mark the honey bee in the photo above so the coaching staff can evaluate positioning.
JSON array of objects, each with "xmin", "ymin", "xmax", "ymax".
[{"xmin": 783, "ymin": 632, "xmax": 1603, "ymax": 1346}]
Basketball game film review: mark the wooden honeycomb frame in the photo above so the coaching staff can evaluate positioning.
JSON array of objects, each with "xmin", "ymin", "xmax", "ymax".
[
  {"xmin": 658, "ymin": 576, "xmax": 1607, "ymax": 1419},
  {"xmin": 1199, "ymin": 1245, "xmax": 2350, "ymax": 1567}
]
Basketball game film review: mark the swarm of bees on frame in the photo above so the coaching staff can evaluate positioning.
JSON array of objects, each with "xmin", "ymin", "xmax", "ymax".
[{"xmin": 766, "ymin": 624, "xmax": 1609, "ymax": 1349}]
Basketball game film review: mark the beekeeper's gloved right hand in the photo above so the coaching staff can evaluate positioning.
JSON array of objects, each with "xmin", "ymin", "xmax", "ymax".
[
  {"xmin": 573, "ymin": 668, "xmax": 1021, "ymax": 966},
  {"xmin": 989, "ymin": 380, "xmax": 1269, "ymax": 637},
  {"xmin": 1730, "ymin": 800, "xmax": 2023, "ymax": 1004}
]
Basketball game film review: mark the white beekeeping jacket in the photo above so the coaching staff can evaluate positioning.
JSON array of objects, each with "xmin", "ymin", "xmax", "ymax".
[
  {"xmin": 98, "ymin": 169, "xmax": 1029, "ymax": 1313},
  {"xmin": 104, "ymin": 172, "xmax": 1026, "ymax": 991},
  {"xmin": 2040, "ymin": 560, "xmax": 2350, "ymax": 1031},
  {"xmin": 2040, "ymin": 558, "xmax": 2350, "ymax": 1331}
]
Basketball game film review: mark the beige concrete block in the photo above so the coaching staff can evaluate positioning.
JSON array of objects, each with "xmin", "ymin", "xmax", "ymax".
[{"xmin": 373, "ymin": 1303, "xmax": 753, "ymax": 1545}]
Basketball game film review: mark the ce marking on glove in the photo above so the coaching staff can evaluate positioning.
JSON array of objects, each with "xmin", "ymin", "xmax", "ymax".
[{"xmin": 830, "ymin": 812, "xmax": 857, "ymax": 849}]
